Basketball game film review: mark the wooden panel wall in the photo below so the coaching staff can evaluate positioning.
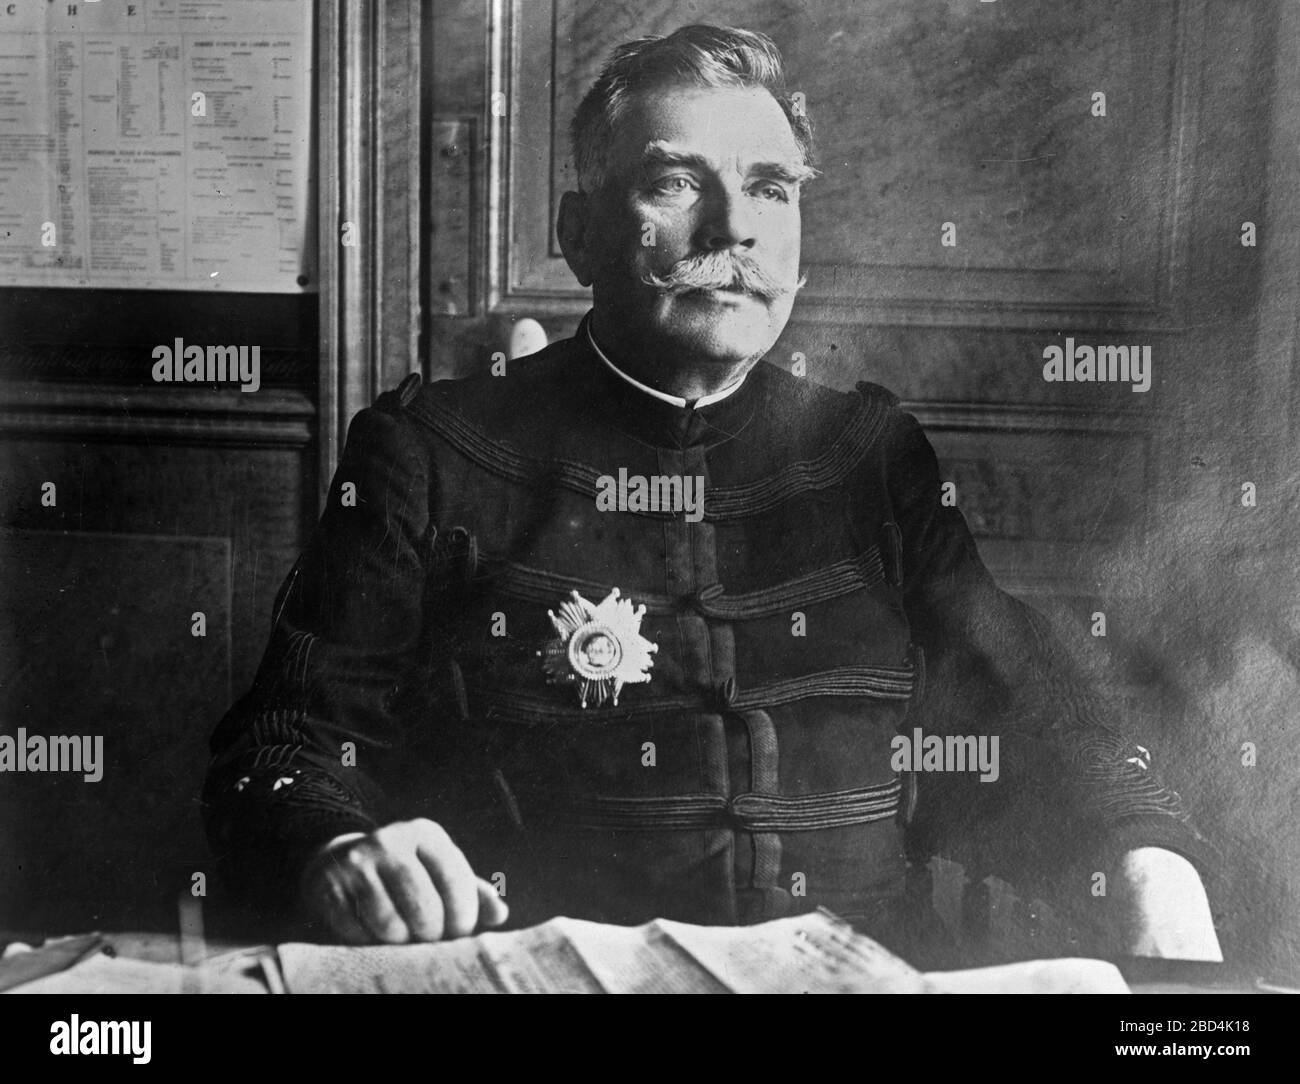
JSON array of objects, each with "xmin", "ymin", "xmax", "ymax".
[
  {"xmin": 0, "ymin": 391, "xmax": 313, "ymax": 932},
  {"xmin": 524, "ymin": 1, "xmax": 1191, "ymax": 326}
]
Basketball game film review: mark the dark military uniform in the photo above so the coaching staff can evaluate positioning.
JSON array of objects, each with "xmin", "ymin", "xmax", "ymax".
[{"xmin": 203, "ymin": 314, "xmax": 1211, "ymax": 956}]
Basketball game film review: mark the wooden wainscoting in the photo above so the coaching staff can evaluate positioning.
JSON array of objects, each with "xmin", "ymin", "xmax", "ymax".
[{"xmin": 0, "ymin": 383, "xmax": 314, "ymax": 933}]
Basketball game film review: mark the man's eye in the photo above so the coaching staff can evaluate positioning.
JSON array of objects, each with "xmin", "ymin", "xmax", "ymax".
[
  {"xmin": 651, "ymin": 175, "xmax": 696, "ymax": 194},
  {"xmin": 753, "ymin": 183, "xmax": 791, "ymax": 203}
]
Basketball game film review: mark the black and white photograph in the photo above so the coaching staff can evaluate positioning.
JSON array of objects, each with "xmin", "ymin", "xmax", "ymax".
[{"xmin": 0, "ymin": 0, "xmax": 1296, "ymax": 1047}]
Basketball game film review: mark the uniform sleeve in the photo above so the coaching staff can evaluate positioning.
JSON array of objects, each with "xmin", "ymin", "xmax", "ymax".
[
  {"xmin": 885, "ymin": 409, "xmax": 1217, "ymax": 899},
  {"xmin": 202, "ymin": 395, "xmax": 436, "ymax": 910}
]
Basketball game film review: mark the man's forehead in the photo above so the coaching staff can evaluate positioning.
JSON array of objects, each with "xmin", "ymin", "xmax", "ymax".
[{"xmin": 612, "ymin": 84, "xmax": 804, "ymax": 171}]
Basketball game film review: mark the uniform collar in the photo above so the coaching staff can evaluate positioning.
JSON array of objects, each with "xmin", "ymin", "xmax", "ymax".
[
  {"xmin": 585, "ymin": 315, "xmax": 747, "ymax": 409},
  {"xmin": 574, "ymin": 312, "xmax": 760, "ymax": 451}
]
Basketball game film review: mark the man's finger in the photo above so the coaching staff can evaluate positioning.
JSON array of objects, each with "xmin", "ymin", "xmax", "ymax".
[
  {"xmin": 312, "ymin": 872, "xmax": 374, "ymax": 945},
  {"xmin": 377, "ymin": 856, "xmax": 445, "ymax": 942},
  {"xmin": 330, "ymin": 891, "xmax": 377, "ymax": 946},
  {"xmin": 476, "ymin": 877, "xmax": 509, "ymax": 928},
  {"xmin": 352, "ymin": 863, "xmax": 412, "ymax": 944},
  {"xmin": 415, "ymin": 833, "xmax": 480, "ymax": 939}
]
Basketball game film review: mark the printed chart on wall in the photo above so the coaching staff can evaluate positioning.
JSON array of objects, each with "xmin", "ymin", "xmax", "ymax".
[{"xmin": 0, "ymin": 0, "xmax": 314, "ymax": 292}]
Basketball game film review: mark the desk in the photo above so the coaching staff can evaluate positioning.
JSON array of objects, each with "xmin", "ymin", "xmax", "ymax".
[{"xmin": 0, "ymin": 923, "xmax": 1277, "ymax": 995}]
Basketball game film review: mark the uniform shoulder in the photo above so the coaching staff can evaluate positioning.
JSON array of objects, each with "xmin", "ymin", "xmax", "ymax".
[
  {"xmin": 754, "ymin": 360, "xmax": 901, "ymax": 410},
  {"xmin": 749, "ymin": 361, "xmax": 906, "ymax": 450},
  {"xmin": 372, "ymin": 335, "xmax": 588, "ymax": 436}
]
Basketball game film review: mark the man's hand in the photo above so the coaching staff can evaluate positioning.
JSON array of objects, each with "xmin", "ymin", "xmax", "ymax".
[
  {"xmin": 301, "ymin": 818, "xmax": 509, "ymax": 945},
  {"xmin": 1120, "ymin": 847, "xmax": 1223, "ymax": 961}
]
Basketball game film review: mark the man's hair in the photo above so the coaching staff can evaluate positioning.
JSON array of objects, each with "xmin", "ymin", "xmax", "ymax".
[{"xmin": 570, "ymin": 24, "xmax": 816, "ymax": 194}]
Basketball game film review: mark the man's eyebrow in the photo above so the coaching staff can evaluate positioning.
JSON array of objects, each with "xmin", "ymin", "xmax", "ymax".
[
  {"xmin": 637, "ymin": 143, "xmax": 711, "ymax": 173},
  {"xmin": 638, "ymin": 141, "xmax": 818, "ymax": 186},
  {"xmin": 751, "ymin": 160, "xmax": 820, "ymax": 186}
]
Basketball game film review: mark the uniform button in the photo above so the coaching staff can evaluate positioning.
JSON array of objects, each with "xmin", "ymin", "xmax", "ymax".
[
  {"xmin": 711, "ymin": 676, "xmax": 738, "ymax": 710},
  {"xmin": 397, "ymin": 371, "xmax": 423, "ymax": 405},
  {"xmin": 448, "ymin": 659, "xmax": 470, "ymax": 722},
  {"xmin": 725, "ymin": 793, "xmax": 764, "ymax": 828},
  {"xmin": 679, "ymin": 584, "xmax": 724, "ymax": 614},
  {"xmin": 446, "ymin": 526, "xmax": 478, "ymax": 583},
  {"xmin": 463, "ymin": 536, "xmax": 479, "ymax": 583}
]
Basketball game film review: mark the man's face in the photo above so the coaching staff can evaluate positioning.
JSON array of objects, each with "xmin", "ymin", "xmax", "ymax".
[
  {"xmin": 583, "ymin": 633, "xmax": 616, "ymax": 669},
  {"xmin": 568, "ymin": 83, "xmax": 808, "ymax": 371}
]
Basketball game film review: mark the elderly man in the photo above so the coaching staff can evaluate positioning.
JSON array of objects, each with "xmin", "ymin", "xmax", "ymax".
[{"xmin": 204, "ymin": 25, "xmax": 1220, "ymax": 964}]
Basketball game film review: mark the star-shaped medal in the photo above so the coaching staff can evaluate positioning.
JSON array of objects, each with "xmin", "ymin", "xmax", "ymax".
[{"xmin": 538, "ymin": 588, "xmax": 658, "ymax": 708}]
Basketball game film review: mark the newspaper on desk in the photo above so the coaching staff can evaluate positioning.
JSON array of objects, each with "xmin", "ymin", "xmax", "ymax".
[
  {"xmin": 1, "ymin": 910, "xmax": 1130, "ymax": 993},
  {"xmin": 275, "ymin": 909, "xmax": 1130, "ymax": 995}
]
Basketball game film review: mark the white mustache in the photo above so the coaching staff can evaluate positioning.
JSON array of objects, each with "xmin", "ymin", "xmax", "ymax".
[{"xmin": 641, "ymin": 251, "xmax": 807, "ymax": 300}]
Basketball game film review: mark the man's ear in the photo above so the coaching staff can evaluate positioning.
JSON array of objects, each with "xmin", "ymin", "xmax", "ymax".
[{"xmin": 557, "ymin": 190, "xmax": 595, "ymax": 287}]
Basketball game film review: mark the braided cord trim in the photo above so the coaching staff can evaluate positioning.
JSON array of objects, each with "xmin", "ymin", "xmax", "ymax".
[
  {"xmin": 405, "ymin": 385, "xmax": 892, "ymax": 521},
  {"xmin": 474, "ymin": 663, "xmax": 915, "ymax": 726},
  {"xmin": 512, "ymin": 779, "xmax": 902, "ymax": 832},
  {"xmin": 479, "ymin": 548, "xmax": 887, "ymax": 619}
]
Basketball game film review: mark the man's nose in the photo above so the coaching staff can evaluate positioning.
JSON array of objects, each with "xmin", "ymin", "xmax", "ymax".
[{"xmin": 696, "ymin": 182, "xmax": 757, "ymax": 252}]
